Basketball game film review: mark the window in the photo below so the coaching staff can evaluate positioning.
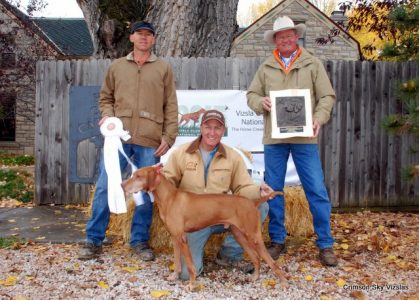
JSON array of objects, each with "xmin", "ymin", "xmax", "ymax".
[{"xmin": 0, "ymin": 92, "xmax": 16, "ymax": 141}]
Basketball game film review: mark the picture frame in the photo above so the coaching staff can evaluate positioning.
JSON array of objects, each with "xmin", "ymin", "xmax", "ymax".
[{"xmin": 269, "ymin": 89, "xmax": 313, "ymax": 138}]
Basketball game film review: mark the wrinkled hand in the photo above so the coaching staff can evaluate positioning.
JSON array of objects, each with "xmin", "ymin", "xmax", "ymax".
[
  {"xmin": 154, "ymin": 138, "xmax": 170, "ymax": 157},
  {"xmin": 260, "ymin": 182, "xmax": 274, "ymax": 197},
  {"xmin": 262, "ymin": 97, "xmax": 272, "ymax": 112},
  {"xmin": 313, "ymin": 118, "xmax": 321, "ymax": 137}
]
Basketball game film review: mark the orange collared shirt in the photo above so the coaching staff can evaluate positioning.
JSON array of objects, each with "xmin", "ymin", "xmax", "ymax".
[{"xmin": 273, "ymin": 47, "xmax": 302, "ymax": 75}]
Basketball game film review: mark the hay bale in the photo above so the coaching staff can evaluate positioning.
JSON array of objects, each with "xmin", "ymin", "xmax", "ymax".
[{"xmin": 103, "ymin": 185, "xmax": 313, "ymax": 255}]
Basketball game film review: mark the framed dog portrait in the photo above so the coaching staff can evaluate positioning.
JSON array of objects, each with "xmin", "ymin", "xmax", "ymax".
[{"xmin": 269, "ymin": 89, "xmax": 313, "ymax": 138}]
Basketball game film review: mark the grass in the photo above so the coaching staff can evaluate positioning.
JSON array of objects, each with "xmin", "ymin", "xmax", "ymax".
[
  {"xmin": 0, "ymin": 152, "xmax": 34, "ymax": 166},
  {"xmin": 0, "ymin": 169, "xmax": 34, "ymax": 203},
  {"xmin": 0, "ymin": 236, "xmax": 21, "ymax": 249},
  {"xmin": 0, "ymin": 152, "xmax": 34, "ymax": 203}
]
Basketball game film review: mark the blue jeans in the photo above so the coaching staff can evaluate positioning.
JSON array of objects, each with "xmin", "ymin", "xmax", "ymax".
[
  {"xmin": 264, "ymin": 144, "xmax": 334, "ymax": 249},
  {"xmin": 180, "ymin": 202, "xmax": 269, "ymax": 280},
  {"xmin": 86, "ymin": 144, "xmax": 159, "ymax": 247}
]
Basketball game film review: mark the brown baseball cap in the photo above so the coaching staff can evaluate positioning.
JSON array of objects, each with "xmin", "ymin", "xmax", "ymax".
[{"xmin": 201, "ymin": 109, "xmax": 225, "ymax": 126}]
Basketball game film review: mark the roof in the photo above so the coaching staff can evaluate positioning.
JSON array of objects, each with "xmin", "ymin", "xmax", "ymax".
[
  {"xmin": 31, "ymin": 18, "xmax": 93, "ymax": 57},
  {"xmin": 0, "ymin": 0, "xmax": 93, "ymax": 57}
]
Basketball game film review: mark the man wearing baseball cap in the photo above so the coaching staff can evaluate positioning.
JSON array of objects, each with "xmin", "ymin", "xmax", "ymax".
[
  {"xmin": 163, "ymin": 109, "xmax": 275, "ymax": 280},
  {"xmin": 247, "ymin": 16, "xmax": 338, "ymax": 266},
  {"xmin": 79, "ymin": 20, "xmax": 178, "ymax": 262}
]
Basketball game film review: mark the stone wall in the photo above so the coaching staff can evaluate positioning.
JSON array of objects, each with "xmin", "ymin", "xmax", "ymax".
[
  {"xmin": 0, "ymin": 4, "xmax": 56, "ymax": 155},
  {"xmin": 231, "ymin": 0, "xmax": 360, "ymax": 60}
]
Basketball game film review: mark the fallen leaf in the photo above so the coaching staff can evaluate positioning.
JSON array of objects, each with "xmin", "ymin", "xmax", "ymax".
[
  {"xmin": 336, "ymin": 278, "xmax": 346, "ymax": 287},
  {"xmin": 13, "ymin": 296, "xmax": 27, "ymax": 300},
  {"xmin": 168, "ymin": 262, "xmax": 175, "ymax": 272},
  {"xmin": 262, "ymin": 279, "xmax": 276, "ymax": 288},
  {"xmin": 0, "ymin": 276, "xmax": 18, "ymax": 286},
  {"xmin": 35, "ymin": 236, "xmax": 45, "ymax": 240},
  {"xmin": 341, "ymin": 243, "xmax": 349, "ymax": 250},
  {"xmin": 98, "ymin": 281, "xmax": 109, "ymax": 289},
  {"xmin": 350, "ymin": 290, "xmax": 366, "ymax": 300},
  {"xmin": 8, "ymin": 219, "xmax": 16, "ymax": 223},
  {"xmin": 31, "ymin": 218, "xmax": 39, "ymax": 221},
  {"xmin": 150, "ymin": 290, "xmax": 171, "ymax": 298},
  {"xmin": 127, "ymin": 276, "xmax": 138, "ymax": 283},
  {"xmin": 305, "ymin": 275, "xmax": 313, "ymax": 281},
  {"xmin": 323, "ymin": 277, "xmax": 336, "ymax": 283}
]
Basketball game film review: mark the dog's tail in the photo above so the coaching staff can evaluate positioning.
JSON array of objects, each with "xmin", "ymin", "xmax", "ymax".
[{"xmin": 254, "ymin": 191, "xmax": 283, "ymax": 207}]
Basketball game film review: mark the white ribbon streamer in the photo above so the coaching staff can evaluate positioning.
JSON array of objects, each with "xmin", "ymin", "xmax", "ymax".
[
  {"xmin": 100, "ymin": 117, "xmax": 154, "ymax": 213},
  {"xmin": 100, "ymin": 117, "xmax": 132, "ymax": 214}
]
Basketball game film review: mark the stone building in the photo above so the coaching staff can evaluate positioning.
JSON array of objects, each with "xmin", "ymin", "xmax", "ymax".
[
  {"xmin": 231, "ymin": 0, "xmax": 361, "ymax": 60},
  {"xmin": 0, "ymin": 0, "xmax": 92, "ymax": 155}
]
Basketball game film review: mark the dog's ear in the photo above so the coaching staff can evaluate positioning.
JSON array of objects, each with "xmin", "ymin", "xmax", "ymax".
[{"xmin": 147, "ymin": 168, "xmax": 158, "ymax": 191}]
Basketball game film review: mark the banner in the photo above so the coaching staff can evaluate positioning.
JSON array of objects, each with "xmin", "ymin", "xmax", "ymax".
[{"xmin": 175, "ymin": 90, "xmax": 264, "ymax": 151}]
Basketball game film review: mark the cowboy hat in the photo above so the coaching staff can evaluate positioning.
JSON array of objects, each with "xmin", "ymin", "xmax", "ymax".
[{"xmin": 263, "ymin": 16, "xmax": 306, "ymax": 44}]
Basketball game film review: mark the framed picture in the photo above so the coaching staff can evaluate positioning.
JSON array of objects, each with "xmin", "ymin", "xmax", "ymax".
[{"xmin": 269, "ymin": 89, "xmax": 313, "ymax": 138}]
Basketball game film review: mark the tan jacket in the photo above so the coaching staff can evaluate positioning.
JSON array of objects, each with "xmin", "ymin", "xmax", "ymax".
[
  {"xmin": 247, "ymin": 47, "xmax": 336, "ymax": 144},
  {"xmin": 163, "ymin": 137, "xmax": 260, "ymax": 201},
  {"xmin": 99, "ymin": 52, "xmax": 178, "ymax": 148}
]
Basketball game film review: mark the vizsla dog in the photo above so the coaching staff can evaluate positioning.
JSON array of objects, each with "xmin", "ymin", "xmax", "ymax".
[{"xmin": 121, "ymin": 165, "xmax": 288, "ymax": 290}]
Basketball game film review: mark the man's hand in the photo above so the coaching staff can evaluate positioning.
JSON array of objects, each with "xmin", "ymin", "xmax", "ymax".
[
  {"xmin": 260, "ymin": 182, "xmax": 274, "ymax": 197},
  {"xmin": 154, "ymin": 138, "xmax": 170, "ymax": 157},
  {"xmin": 262, "ymin": 97, "xmax": 272, "ymax": 112},
  {"xmin": 313, "ymin": 118, "xmax": 321, "ymax": 137}
]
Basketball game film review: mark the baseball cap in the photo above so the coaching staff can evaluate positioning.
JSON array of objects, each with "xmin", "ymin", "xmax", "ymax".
[
  {"xmin": 130, "ymin": 21, "xmax": 155, "ymax": 35},
  {"xmin": 201, "ymin": 109, "xmax": 225, "ymax": 126}
]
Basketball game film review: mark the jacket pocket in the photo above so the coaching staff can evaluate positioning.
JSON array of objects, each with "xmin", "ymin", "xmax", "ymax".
[
  {"xmin": 138, "ymin": 111, "xmax": 164, "ymax": 124},
  {"xmin": 115, "ymin": 109, "xmax": 133, "ymax": 132},
  {"xmin": 135, "ymin": 110, "xmax": 164, "ymax": 142},
  {"xmin": 210, "ymin": 168, "xmax": 232, "ymax": 193}
]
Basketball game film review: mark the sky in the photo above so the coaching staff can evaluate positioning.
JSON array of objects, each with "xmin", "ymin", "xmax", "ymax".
[{"xmin": 19, "ymin": 0, "xmax": 265, "ymax": 23}]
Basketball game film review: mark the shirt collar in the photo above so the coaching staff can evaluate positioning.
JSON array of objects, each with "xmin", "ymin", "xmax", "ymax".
[
  {"xmin": 126, "ymin": 51, "xmax": 158, "ymax": 63},
  {"xmin": 186, "ymin": 136, "xmax": 227, "ymax": 157}
]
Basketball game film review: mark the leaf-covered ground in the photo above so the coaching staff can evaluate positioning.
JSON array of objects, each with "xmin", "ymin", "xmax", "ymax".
[{"xmin": 0, "ymin": 211, "xmax": 417, "ymax": 300}]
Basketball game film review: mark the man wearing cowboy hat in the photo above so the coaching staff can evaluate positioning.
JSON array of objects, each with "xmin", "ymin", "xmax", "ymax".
[{"xmin": 247, "ymin": 16, "xmax": 338, "ymax": 267}]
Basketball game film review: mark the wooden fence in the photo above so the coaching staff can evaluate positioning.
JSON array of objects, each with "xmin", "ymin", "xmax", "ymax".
[{"xmin": 35, "ymin": 58, "xmax": 418, "ymax": 208}]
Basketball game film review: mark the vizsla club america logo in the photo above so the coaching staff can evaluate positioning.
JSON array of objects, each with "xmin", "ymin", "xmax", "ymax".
[{"xmin": 178, "ymin": 107, "xmax": 229, "ymax": 137}]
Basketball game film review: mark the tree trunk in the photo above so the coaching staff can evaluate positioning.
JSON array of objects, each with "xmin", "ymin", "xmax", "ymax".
[
  {"xmin": 146, "ymin": 0, "xmax": 239, "ymax": 57},
  {"xmin": 77, "ymin": 0, "xmax": 239, "ymax": 58},
  {"xmin": 76, "ymin": 0, "xmax": 134, "ymax": 58},
  {"xmin": 76, "ymin": 0, "xmax": 101, "ymax": 58}
]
